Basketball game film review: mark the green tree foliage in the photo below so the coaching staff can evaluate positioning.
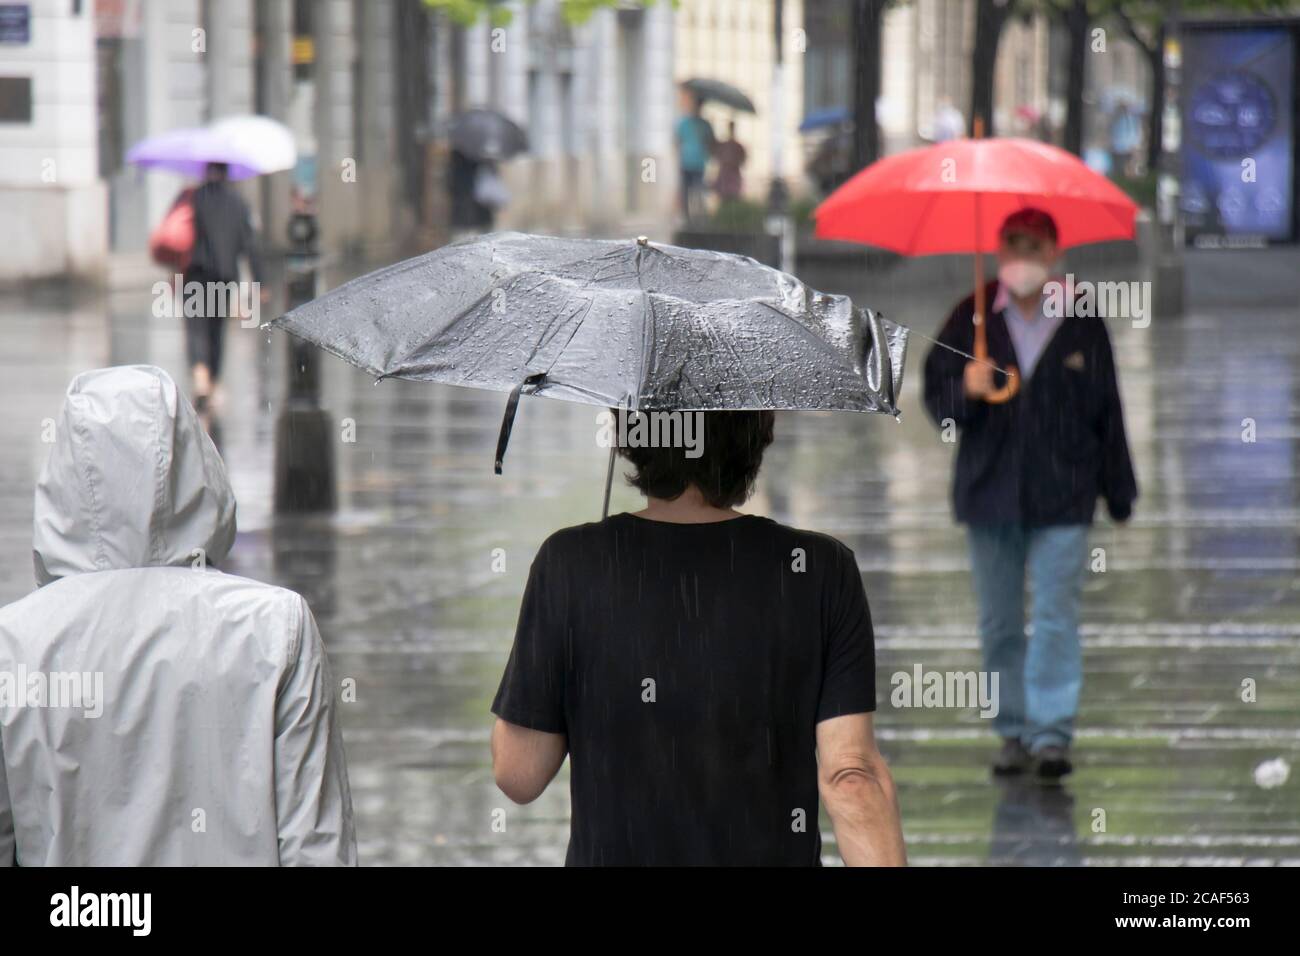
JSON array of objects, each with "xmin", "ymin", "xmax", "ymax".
[{"xmin": 423, "ymin": 0, "xmax": 665, "ymax": 28}]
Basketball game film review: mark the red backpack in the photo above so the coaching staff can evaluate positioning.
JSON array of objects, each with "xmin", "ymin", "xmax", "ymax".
[{"xmin": 149, "ymin": 188, "xmax": 196, "ymax": 271}]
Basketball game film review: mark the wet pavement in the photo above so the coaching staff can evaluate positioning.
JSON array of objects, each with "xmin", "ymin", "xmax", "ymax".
[{"xmin": 1, "ymin": 247, "xmax": 1297, "ymax": 865}]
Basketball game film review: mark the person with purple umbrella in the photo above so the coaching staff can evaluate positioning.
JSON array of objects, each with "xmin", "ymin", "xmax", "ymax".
[{"xmin": 182, "ymin": 161, "xmax": 266, "ymax": 414}]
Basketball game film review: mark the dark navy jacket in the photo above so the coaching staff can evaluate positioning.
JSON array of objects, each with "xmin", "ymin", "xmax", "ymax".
[
  {"xmin": 188, "ymin": 181, "xmax": 263, "ymax": 283},
  {"xmin": 922, "ymin": 280, "xmax": 1138, "ymax": 527}
]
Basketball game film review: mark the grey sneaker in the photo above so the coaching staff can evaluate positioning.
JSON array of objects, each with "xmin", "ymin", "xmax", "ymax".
[
  {"xmin": 1033, "ymin": 745, "xmax": 1074, "ymax": 781},
  {"xmin": 992, "ymin": 738, "xmax": 1032, "ymax": 776}
]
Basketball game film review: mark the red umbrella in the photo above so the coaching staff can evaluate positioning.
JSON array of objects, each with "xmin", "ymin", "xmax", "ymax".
[{"xmin": 814, "ymin": 132, "xmax": 1138, "ymax": 403}]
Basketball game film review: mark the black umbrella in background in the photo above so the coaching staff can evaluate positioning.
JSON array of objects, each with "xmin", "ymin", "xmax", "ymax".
[
  {"xmin": 446, "ymin": 108, "xmax": 528, "ymax": 161},
  {"xmin": 682, "ymin": 78, "xmax": 756, "ymax": 113},
  {"xmin": 268, "ymin": 232, "xmax": 908, "ymax": 514}
]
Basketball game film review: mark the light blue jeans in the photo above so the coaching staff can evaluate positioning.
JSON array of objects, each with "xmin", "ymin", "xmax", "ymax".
[{"xmin": 967, "ymin": 523, "xmax": 1089, "ymax": 753}]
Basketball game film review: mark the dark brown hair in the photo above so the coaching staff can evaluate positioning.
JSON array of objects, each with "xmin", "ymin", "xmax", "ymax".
[
  {"xmin": 999, "ymin": 207, "xmax": 1059, "ymax": 244},
  {"xmin": 614, "ymin": 410, "xmax": 775, "ymax": 509}
]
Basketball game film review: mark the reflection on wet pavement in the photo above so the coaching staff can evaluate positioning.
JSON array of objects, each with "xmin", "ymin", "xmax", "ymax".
[{"xmin": 1, "ymin": 250, "xmax": 1296, "ymax": 865}]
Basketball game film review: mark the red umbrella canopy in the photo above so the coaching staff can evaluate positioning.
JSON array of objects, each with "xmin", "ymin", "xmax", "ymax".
[{"xmin": 814, "ymin": 137, "xmax": 1138, "ymax": 254}]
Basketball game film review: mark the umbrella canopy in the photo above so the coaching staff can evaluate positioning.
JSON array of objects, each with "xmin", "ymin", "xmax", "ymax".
[
  {"xmin": 126, "ymin": 114, "xmax": 296, "ymax": 181},
  {"xmin": 269, "ymin": 232, "xmax": 908, "ymax": 472},
  {"xmin": 799, "ymin": 106, "xmax": 851, "ymax": 133},
  {"xmin": 447, "ymin": 109, "xmax": 528, "ymax": 161},
  {"xmin": 814, "ymin": 137, "xmax": 1138, "ymax": 254},
  {"xmin": 682, "ymin": 78, "xmax": 756, "ymax": 113}
]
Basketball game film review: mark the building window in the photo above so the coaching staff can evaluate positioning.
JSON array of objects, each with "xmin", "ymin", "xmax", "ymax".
[{"xmin": 0, "ymin": 76, "xmax": 32, "ymax": 123}]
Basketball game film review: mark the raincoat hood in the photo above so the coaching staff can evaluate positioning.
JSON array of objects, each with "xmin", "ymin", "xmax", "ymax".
[{"xmin": 32, "ymin": 365, "xmax": 236, "ymax": 586}]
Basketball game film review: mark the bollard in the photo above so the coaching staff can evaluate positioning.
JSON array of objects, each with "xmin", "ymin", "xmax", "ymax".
[{"xmin": 273, "ymin": 212, "xmax": 337, "ymax": 513}]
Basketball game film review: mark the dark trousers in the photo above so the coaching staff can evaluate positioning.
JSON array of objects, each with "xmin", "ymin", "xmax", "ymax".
[
  {"xmin": 182, "ymin": 270, "xmax": 232, "ymax": 382},
  {"xmin": 679, "ymin": 168, "xmax": 706, "ymax": 221}
]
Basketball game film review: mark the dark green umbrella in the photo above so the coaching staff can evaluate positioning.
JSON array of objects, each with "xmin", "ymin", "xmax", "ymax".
[
  {"xmin": 447, "ymin": 109, "xmax": 528, "ymax": 161},
  {"xmin": 682, "ymin": 78, "xmax": 756, "ymax": 113}
]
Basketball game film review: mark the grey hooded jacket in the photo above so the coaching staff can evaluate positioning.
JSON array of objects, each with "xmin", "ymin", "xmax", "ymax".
[{"xmin": 0, "ymin": 365, "xmax": 356, "ymax": 865}]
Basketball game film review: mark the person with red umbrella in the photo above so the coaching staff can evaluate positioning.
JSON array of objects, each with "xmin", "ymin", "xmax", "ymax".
[
  {"xmin": 921, "ymin": 208, "xmax": 1137, "ymax": 782},
  {"xmin": 816, "ymin": 131, "xmax": 1140, "ymax": 782}
]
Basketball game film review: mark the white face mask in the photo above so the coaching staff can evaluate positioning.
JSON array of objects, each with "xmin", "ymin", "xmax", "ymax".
[{"xmin": 998, "ymin": 260, "xmax": 1050, "ymax": 298}]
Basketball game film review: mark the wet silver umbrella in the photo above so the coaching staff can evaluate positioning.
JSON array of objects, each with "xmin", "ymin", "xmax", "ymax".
[{"xmin": 268, "ymin": 232, "xmax": 907, "ymax": 506}]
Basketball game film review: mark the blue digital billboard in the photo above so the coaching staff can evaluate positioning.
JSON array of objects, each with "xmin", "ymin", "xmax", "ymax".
[{"xmin": 1182, "ymin": 27, "xmax": 1296, "ymax": 245}]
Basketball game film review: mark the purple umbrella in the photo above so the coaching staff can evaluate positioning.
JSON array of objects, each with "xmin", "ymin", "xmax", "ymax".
[{"xmin": 127, "ymin": 115, "xmax": 296, "ymax": 181}]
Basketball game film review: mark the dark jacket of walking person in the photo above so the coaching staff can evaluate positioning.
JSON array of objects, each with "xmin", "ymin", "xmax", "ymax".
[
  {"xmin": 921, "ymin": 207, "xmax": 1137, "ymax": 782},
  {"xmin": 0, "ymin": 366, "xmax": 356, "ymax": 866},
  {"xmin": 183, "ymin": 162, "xmax": 264, "ymax": 400},
  {"xmin": 189, "ymin": 169, "xmax": 263, "ymax": 284},
  {"xmin": 923, "ymin": 285, "xmax": 1137, "ymax": 527},
  {"xmin": 449, "ymin": 148, "xmax": 496, "ymax": 232},
  {"xmin": 489, "ymin": 411, "xmax": 907, "ymax": 867}
]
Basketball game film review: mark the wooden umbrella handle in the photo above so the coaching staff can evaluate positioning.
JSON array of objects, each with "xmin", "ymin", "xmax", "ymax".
[{"xmin": 984, "ymin": 361, "xmax": 1020, "ymax": 404}]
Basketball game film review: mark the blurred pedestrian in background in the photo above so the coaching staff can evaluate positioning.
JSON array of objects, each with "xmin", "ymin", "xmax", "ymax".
[
  {"xmin": 712, "ymin": 119, "xmax": 747, "ymax": 202},
  {"xmin": 922, "ymin": 208, "xmax": 1137, "ymax": 782},
  {"xmin": 184, "ymin": 161, "xmax": 266, "ymax": 413},
  {"xmin": 0, "ymin": 366, "xmax": 356, "ymax": 866},
  {"xmin": 808, "ymin": 121, "xmax": 854, "ymax": 197},
  {"xmin": 933, "ymin": 98, "xmax": 966, "ymax": 142},
  {"xmin": 1108, "ymin": 102, "xmax": 1141, "ymax": 178},
  {"xmin": 675, "ymin": 87, "xmax": 715, "ymax": 222},
  {"xmin": 489, "ymin": 411, "xmax": 906, "ymax": 866},
  {"xmin": 449, "ymin": 148, "xmax": 508, "ymax": 236}
]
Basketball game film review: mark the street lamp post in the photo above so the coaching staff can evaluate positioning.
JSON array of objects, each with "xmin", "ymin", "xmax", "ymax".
[
  {"xmin": 766, "ymin": 0, "xmax": 794, "ymax": 275},
  {"xmin": 1153, "ymin": 0, "xmax": 1185, "ymax": 317},
  {"xmin": 273, "ymin": 211, "xmax": 337, "ymax": 513}
]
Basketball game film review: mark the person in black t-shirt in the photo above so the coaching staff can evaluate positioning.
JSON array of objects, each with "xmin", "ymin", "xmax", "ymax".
[{"xmin": 490, "ymin": 411, "xmax": 907, "ymax": 866}]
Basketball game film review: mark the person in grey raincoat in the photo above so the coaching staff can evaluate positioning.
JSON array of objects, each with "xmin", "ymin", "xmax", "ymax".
[{"xmin": 0, "ymin": 365, "xmax": 356, "ymax": 866}]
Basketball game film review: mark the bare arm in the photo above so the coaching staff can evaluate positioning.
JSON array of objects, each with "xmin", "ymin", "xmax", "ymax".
[
  {"xmin": 491, "ymin": 718, "xmax": 567, "ymax": 804},
  {"xmin": 816, "ymin": 712, "xmax": 907, "ymax": 866}
]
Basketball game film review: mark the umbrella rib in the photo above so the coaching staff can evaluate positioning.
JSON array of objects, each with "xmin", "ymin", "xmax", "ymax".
[
  {"xmin": 528, "ymin": 254, "xmax": 629, "ymax": 395},
  {"xmin": 754, "ymin": 300, "xmax": 860, "ymax": 374},
  {"xmin": 693, "ymin": 308, "xmax": 768, "ymax": 406},
  {"xmin": 539, "ymin": 251, "xmax": 646, "ymax": 378},
  {"xmin": 535, "ymin": 292, "xmax": 598, "ymax": 378},
  {"xmin": 519, "ymin": 273, "xmax": 590, "ymax": 366},
  {"xmin": 635, "ymin": 246, "xmax": 653, "ymax": 410},
  {"xmin": 653, "ymin": 245, "xmax": 719, "ymax": 285},
  {"xmin": 389, "ymin": 268, "xmax": 586, "ymax": 379}
]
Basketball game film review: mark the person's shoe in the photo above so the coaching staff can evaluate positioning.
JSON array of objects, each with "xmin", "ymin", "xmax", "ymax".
[
  {"xmin": 992, "ymin": 738, "xmax": 1032, "ymax": 776},
  {"xmin": 1033, "ymin": 745, "xmax": 1073, "ymax": 781}
]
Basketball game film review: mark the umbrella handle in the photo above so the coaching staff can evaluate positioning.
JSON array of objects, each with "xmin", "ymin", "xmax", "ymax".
[
  {"xmin": 973, "ymin": 313, "xmax": 1020, "ymax": 403},
  {"xmin": 984, "ymin": 365, "xmax": 1020, "ymax": 404}
]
